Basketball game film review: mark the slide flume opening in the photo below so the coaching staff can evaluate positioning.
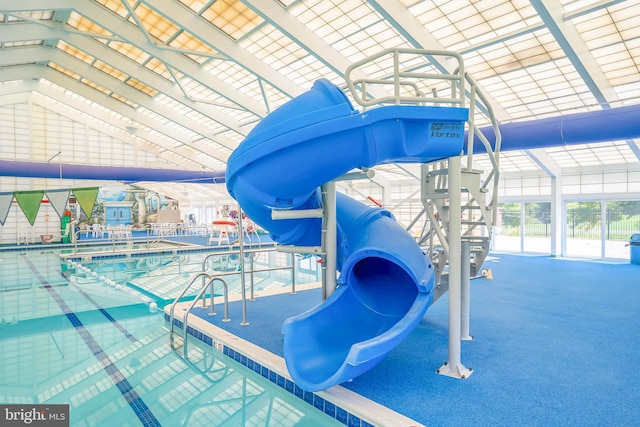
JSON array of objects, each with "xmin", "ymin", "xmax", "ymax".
[{"xmin": 348, "ymin": 257, "xmax": 418, "ymax": 318}]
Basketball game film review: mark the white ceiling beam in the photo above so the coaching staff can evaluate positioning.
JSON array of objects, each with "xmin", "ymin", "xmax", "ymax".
[
  {"xmin": 524, "ymin": 149, "xmax": 562, "ymax": 178},
  {"xmin": 0, "ymin": 92, "xmax": 31, "ymax": 106},
  {"xmin": 243, "ymin": 0, "xmax": 391, "ymax": 99},
  {"xmin": 19, "ymin": 65, "xmax": 225, "ymax": 170},
  {"xmin": 0, "ymin": 0, "xmax": 72, "ymax": 11},
  {"xmin": 18, "ymin": 48, "xmax": 231, "ymax": 163},
  {"xmin": 0, "ymin": 23, "xmax": 244, "ymax": 149},
  {"xmin": 75, "ymin": 0, "xmax": 271, "ymax": 117},
  {"xmin": 141, "ymin": 0, "xmax": 304, "ymax": 99},
  {"xmin": 531, "ymin": 0, "xmax": 619, "ymax": 104},
  {"xmin": 0, "ymin": 62, "xmax": 45, "ymax": 82}
]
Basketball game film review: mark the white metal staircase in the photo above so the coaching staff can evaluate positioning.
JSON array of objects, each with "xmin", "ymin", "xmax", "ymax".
[{"xmin": 345, "ymin": 48, "xmax": 501, "ymax": 294}]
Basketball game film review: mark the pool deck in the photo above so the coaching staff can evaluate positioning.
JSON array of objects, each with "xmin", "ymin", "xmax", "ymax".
[{"xmin": 174, "ymin": 253, "xmax": 640, "ymax": 427}]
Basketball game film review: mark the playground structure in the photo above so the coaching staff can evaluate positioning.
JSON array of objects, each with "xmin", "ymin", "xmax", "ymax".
[{"xmin": 225, "ymin": 48, "xmax": 501, "ymax": 391}]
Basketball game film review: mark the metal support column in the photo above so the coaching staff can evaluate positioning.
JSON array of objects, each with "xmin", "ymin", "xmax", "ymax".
[
  {"xmin": 438, "ymin": 154, "xmax": 473, "ymax": 379},
  {"xmin": 321, "ymin": 182, "xmax": 337, "ymax": 300},
  {"xmin": 461, "ymin": 240, "xmax": 473, "ymax": 341},
  {"xmin": 237, "ymin": 206, "xmax": 249, "ymax": 326}
]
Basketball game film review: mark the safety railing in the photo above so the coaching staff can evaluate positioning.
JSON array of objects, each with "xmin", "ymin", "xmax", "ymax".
[
  {"xmin": 345, "ymin": 48, "xmax": 466, "ymax": 108},
  {"xmin": 169, "ymin": 272, "xmax": 229, "ymax": 357}
]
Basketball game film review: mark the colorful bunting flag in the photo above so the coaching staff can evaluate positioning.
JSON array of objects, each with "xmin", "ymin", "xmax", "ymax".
[
  {"xmin": 72, "ymin": 187, "xmax": 99, "ymax": 219},
  {"xmin": 14, "ymin": 190, "xmax": 45, "ymax": 226},
  {"xmin": 44, "ymin": 189, "xmax": 71, "ymax": 219},
  {"xmin": 0, "ymin": 192, "xmax": 14, "ymax": 226}
]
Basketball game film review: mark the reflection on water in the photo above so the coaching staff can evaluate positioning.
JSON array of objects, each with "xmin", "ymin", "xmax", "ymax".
[{"xmin": 0, "ymin": 249, "xmax": 338, "ymax": 426}]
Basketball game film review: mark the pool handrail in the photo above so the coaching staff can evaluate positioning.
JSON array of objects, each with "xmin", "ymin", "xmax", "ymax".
[{"xmin": 169, "ymin": 272, "xmax": 219, "ymax": 354}]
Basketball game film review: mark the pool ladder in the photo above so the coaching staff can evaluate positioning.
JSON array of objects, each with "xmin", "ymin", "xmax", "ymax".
[{"xmin": 169, "ymin": 272, "xmax": 229, "ymax": 358}]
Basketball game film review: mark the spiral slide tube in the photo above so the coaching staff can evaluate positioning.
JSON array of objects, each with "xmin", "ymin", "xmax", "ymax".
[{"xmin": 226, "ymin": 79, "xmax": 468, "ymax": 391}]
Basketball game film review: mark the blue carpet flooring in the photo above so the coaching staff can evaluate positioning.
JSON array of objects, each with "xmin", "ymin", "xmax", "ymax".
[{"xmin": 191, "ymin": 254, "xmax": 640, "ymax": 426}]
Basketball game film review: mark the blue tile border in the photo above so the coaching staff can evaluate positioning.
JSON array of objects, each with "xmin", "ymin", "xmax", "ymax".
[{"xmin": 165, "ymin": 313, "xmax": 366, "ymax": 427}]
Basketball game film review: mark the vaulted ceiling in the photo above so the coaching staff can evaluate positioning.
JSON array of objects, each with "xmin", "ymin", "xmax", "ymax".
[{"xmin": 1, "ymin": 0, "xmax": 639, "ymax": 203}]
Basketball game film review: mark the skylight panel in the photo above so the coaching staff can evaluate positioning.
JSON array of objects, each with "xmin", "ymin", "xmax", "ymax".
[
  {"xmin": 107, "ymin": 41, "xmax": 150, "ymax": 65},
  {"xmin": 110, "ymin": 93, "xmax": 138, "ymax": 108},
  {"xmin": 169, "ymin": 31, "xmax": 217, "ymax": 64},
  {"xmin": 202, "ymin": 58, "xmax": 254, "ymax": 92},
  {"xmin": 47, "ymin": 63, "xmax": 80, "ymax": 80},
  {"xmin": 23, "ymin": 11, "xmax": 54, "ymax": 21},
  {"xmin": 80, "ymin": 78, "xmax": 111, "ymax": 96},
  {"xmin": 66, "ymin": 11, "xmax": 113, "ymax": 37},
  {"xmin": 133, "ymin": 3, "xmax": 179, "ymax": 44},
  {"xmin": 613, "ymin": 81, "xmax": 640, "ymax": 100},
  {"xmin": 198, "ymin": 0, "xmax": 264, "ymax": 40},
  {"xmin": 56, "ymin": 40, "xmax": 94, "ymax": 64},
  {"xmin": 125, "ymin": 77, "xmax": 158, "ymax": 97},
  {"xmin": 94, "ymin": 0, "xmax": 128, "ymax": 18},
  {"xmin": 3, "ymin": 40, "xmax": 43, "ymax": 48},
  {"xmin": 92, "ymin": 60, "xmax": 127, "ymax": 81},
  {"xmin": 144, "ymin": 58, "xmax": 172, "ymax": 81},
  {"xmin": 218, "ymin": 129, "xmax": 245, "ymax": 146},
  {"xmin": 592, "ymin": 42, "xmax": 639, "ymax": 87}
]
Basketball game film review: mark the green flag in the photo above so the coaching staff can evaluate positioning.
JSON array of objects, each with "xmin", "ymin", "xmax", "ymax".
[
  {"xmin": 14, "ymin": 190, "xmax": 44, "ymax": 226},
  {"xmin": 72, "ymin": 187, "xmax": 99, "ymax": 219}
]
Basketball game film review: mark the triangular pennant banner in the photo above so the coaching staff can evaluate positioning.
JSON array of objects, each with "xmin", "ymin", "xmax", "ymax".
[
  {"xmin": 72, "ymin": 187, "xmax": 99, "ymax": 219},
  {"xmin": 14, "ymin": 190, "xmax": 44, "ymax": 226},
  {"xmin": 44, "ymin": 189, "xmax": 71, "ymax": 219},
  {"xmin": 0, "ymin": 192, "xmax": 14, "ymax": 226}
]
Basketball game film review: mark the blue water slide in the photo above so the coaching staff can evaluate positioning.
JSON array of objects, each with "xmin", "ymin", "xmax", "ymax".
[{"xmin": 226, "ymin": 79, "xmax": 468, "ymax": 391}]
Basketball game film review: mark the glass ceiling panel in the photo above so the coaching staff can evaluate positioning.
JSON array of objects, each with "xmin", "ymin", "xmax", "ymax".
[
  {"xmin": 106, "ymin": 41, "xmax": 150, "ymax": 65},
  {"xmin": 93, "ymin": 60, "xmax": 127, "ymax": 81},
  {"xmin": 110, "ymin": 92, "xmax": 138, "ymax": 108},
  {"xmin": 66, "ymin": 11, "xmax": 113, "ymax": 37},
  {"xmin": 290, "ymin": 0, "xmax": 407, "ymax": 64},
  {"xmin": 200, "ymin": 57, "xmax": 259, "ymax": 101},
  {"xmin": 477, "ymin": 53, "xmax": 598, "ymax": 120},
  {"xmin": 56, "ymin": 40, "xmax": 94, "ymax": 65},
  {"xmin": 546, "ymin": 141, "xmax": 638, "ymax": 168},
  {"xmin": 194, "ymin": 0, "xmax": 264, "ymax": 40},
  {"xmin": 408, "ymin": 0, "xmax": 541, "ymax": 51},
  {"xmin": 180, "ymin": 76, "xmax": 222, "ymax": 102},
  {"xmin": 143, "ymin": 57, "xmax": 173, "ymax": 81},
  {"xmin": 47, "ymin": 63, "xmax": 80, "ymax": 80},
  {"xmin": 133, "ymin": 3, "xmax": 180, "ymax": 44},
  {"xmin": 217, "ymin": 129, "xmax": 245, "ymax": 147},
  {"xmin": 79, "ymin": 78, "xmax": 111, "ymax": 96},
  {"xmin": 125, "ymin": 77, "xmax": 158, "ymax": 97},
  {"xmin": 3, "ymin": 40, "xmax": 43, "ymax": 48},
  {"xmin": 168, "ymin": 30, "xmax": 217, "ymax": 64},
  {"xmin": 566, "ymin": 2, "xmax": 640, "ymax": 91}
]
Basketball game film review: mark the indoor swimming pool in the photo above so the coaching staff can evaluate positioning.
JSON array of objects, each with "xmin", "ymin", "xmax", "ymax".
[{"xmin": 0, "ymin": 246, "xmax": 337, "ymax": 426}]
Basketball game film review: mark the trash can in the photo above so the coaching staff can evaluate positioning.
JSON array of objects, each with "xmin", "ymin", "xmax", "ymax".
[{"xmin": 630, "ymin": 234, "xmax": 640, "ymax": 265}]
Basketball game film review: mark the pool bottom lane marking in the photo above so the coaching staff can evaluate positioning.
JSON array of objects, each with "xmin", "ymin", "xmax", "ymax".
[
  {"xmin": 68, "ymin": 279, "xmax": 139, "ymax": 343},
  {"xmin": 22, "ymin": 256, "xmax": 161, "ymax": 427}
]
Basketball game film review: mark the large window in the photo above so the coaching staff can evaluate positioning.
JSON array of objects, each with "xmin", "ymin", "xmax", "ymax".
[
  {"xmin": 565, "ymin": 201, "xmax": 640, "ymax": 259},
  {"xmin": 493, "ymin": 202, "xmax": 551, "ymax": 253},
  {"xmin": 565, "ymin": 201, "xmax": 602, "ymax": 258},
  {"xmin": 524, "ymin": 202, "xmax": 551, "ymax": 253},
  {"xmin": 493, "ymin": 202, "xmax": 521, "ymax": 252},
  {"xmin": 604, "ymin": 201, "xmax": 640, "ymax": 259}
]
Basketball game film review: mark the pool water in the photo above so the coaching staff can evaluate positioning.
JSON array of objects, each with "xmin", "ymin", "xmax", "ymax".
[{"xmin": 0, "ymin": 248, "xmax": 339, "ymax": 426}]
